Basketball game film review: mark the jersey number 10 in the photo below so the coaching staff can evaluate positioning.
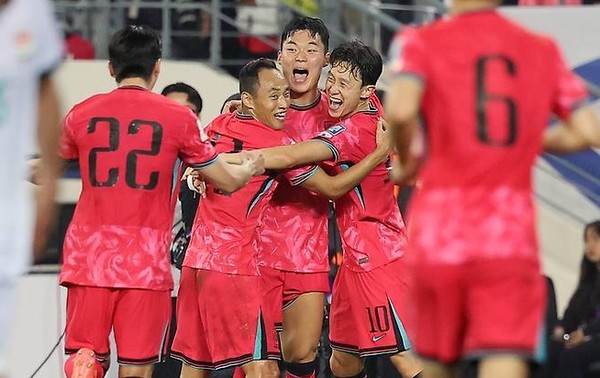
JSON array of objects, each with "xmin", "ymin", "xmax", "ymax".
[{"xmin": 88, "ymin": 117, "xmax": 163, "ymax": 189}]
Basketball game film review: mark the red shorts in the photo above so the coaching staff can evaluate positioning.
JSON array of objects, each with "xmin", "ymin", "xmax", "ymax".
[
  {"xmin": 329, "ymin": 259, "xmax": 412, "ymax": 357},
  {"xmin": 260, "ymin": 266, "xmax": 329, "ymax": 331},
  {"xmin": 408, "ymin": 259, "xmax": 546, "ymax": 363},
  {"xmin": 171, "ymin": 268, "xmax": 279, "ymax": 370},
  {"xmin": 64, "ymin": 285, "xmax": 171, "ymax": 365}
]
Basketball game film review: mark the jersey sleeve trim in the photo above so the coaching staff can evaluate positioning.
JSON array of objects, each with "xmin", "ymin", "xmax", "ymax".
[
  {"xmin": 189, "ymin": 154, "xmax": 219, "ymax": 169},
  {"xmin": 311, "ymin": 138, "xmax": 340, "ymax": 162},
  {"xmin": 289, "ymin": 166, "xmax": 318, "ymax": 186}
]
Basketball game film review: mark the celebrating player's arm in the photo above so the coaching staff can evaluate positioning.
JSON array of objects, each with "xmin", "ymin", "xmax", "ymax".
[
  {"xmin": 543, "ymin": 107, "xmax": 600, "ymax": 153},
  {"xmin": 252, "ymin": 119, "xmax": 390, "ymax": 199},
  {"xmin": 192, "ymin": 150, "xmax": 265, "ymax": 194}
]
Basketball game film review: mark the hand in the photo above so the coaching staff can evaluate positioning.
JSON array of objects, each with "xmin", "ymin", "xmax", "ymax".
[
  {"xmin": 376, "ymin": 117, "xmax": 392, "ymax": 153},
  {"xmin": 565, "ymin": 328, "xmax": 591, "ymax": 348},
  {"xmin": 241, "ymin": 150, "xmax": 265, "ymax": 176},
  {"xmin": 551, "ymin": 326, "xmax": 565, "ymax": 342},
  {"xmin": 221, "ymin": 99, "xmax": 242, "ymax": 114}
]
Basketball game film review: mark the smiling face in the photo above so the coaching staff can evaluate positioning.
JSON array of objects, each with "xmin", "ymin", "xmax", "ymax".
[
  {"xmin": 243, "ymin": 68, "xmax": 290, "ymax": 130},
  {"xmin": 326, "ymin": 62, "xmax": 372, "ymax": 120},
  {"xmin": 585, "ymin": 224, "xmax": 600, "ymax": 264},
  {"xmin": 278, "ymin": 30, "xmax": 328, "ymax": 103}
]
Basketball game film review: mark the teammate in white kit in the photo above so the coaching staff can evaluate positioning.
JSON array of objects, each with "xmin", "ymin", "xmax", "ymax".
[{"xmin": 0, "ymin": 0, "xmax": 63, "ymax": 375}]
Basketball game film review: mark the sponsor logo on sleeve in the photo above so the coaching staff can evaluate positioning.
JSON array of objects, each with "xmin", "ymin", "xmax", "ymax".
[{"xmin": 318, "ymin": 124, "xmax": 346, "ymax": 139}]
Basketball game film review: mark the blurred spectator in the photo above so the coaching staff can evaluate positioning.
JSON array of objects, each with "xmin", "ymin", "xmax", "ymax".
[
  {"xmin": 62, "ymin": 15, "xmax": 95, "ymax": 59},
  {"xmin": 236, "ymin": 0, "xmax": 279, "ymax": 59},
  {"xmin": 548, "ymin": 220, "xmax": 600, "ymax": 378},
  {"xmin": 170, "ymin": 0, "xmax": 211, "ymax": 60}
]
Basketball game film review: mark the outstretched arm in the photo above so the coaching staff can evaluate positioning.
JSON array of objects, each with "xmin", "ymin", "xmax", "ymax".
[{"xmin": 196, "ymin": 152, "xmax": 265, "ymax": 193}]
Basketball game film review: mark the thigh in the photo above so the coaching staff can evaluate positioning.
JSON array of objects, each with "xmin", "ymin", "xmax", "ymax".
[
  {"xmin": 113, "ymin": 288, "xmax": 171, "ymax": 365},
  {"xmin": 281, "ymin": 291, "xmax": 325, "ymax": 360},
  {"xmin": 173, "ymin": 269, "xmax": 279, "ymax": 370},
  {"xmin": 409, "ymin": 262, "xmax": 465, "ymax": 364},
  {"xmin": 330, "ymin": 262, "xmax": 413, "ymax": 358},
  {"xmin": 465, "ymin": 260, "xmax": 545, "ymax": 361},
  {"xmin": 64, "ymin": 285, "xmax": 114, "ymax": 361}
]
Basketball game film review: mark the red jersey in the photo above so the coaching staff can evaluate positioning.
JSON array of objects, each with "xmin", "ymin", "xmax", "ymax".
[
  {"xmin": 314, "ymin": 101, "xmax": 407, "ymax": 272},
  {"xmin": 390, "ymin": 11, "xmax": 588, "ymax": 190},
  {"xmin": 390, "ymin": 11, "xmax": 588, "ymax": 264},
  {"xmin": 258, "ymin": 92, "xmax": 338, "ymax": 272},
  {"xmin": 59, "ymin": 86, "xmax": 218, "ymax": 290},
  {"xmin": 184, "ymin": 113, "xmax": 317, "ymax": 275}
]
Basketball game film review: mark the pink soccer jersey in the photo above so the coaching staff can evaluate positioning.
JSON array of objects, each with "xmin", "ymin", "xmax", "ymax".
[
  {"xmin": 389, "ymin": 10, "xmax": 588, "ymax": 264},
  {"xmin": 59, "ymin": 86, "xmax": 218, "ymax": 290},
  {"xmin": 258, "ymin": 92, "xmax": 338, "ymax": 272},
  {"xmin": 313, "ymin": 100, "xmax": 407, "ymax": 272},
  {"xmin": 184, "ymin": 112, "xmax": 317, "ymax": 276}
]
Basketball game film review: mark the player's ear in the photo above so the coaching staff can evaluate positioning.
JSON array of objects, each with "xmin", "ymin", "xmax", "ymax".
[
  {"xmin": 277, "ymin": 50, "xmax": 282, "ymax": 64},
  {"xmin": 108, "ymin": 61, "xmax": 116, "ymax": 79},
  {"xmin": 241, "ymin": 91, "xmax": 254, "ymax": 110},
  {"xmin": 359, "ymin": 85, "xmax": 376, "ymax": 100},
  {"xmin": 153, "ymin": 59, "xmax": 161, "ymax": 79},
  {"xmin": 323, "ymin": 52, "xmax": 331, "ymax": 67}
]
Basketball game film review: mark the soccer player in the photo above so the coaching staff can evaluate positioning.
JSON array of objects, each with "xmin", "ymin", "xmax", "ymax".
[
  {"xmin": 0, "ymin": 0, "xmax": 63, "ymax": 375},
  {"xmin": 256, "ymin": 17, "xmax": 336, "ymax": 378},
  {"xmin": 59, "ymin": 25, "xmax": 261, "ymax": 378},
  {"xmin": 256, "ymin": 40, "xmax": 422, "ymax": 378},
  {"xmin": 385, "ymin": 1, "xmax": 600, "ymax": 378},
  {"xmin": 171, "ymin": 57, "xmax": 389, "ymax": 378}
]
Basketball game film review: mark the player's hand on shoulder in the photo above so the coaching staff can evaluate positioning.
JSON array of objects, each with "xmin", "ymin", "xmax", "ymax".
[{"xmin": 222, "ymin": 99, "xmax": 242, "ymax": 114}]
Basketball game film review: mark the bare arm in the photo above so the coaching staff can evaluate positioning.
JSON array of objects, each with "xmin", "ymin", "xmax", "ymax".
[
  {"xmin": 196, "ymin": 152, "xmax": 264, "ymax": 193},
  {"xmin": 300, "ymin": 145, "xmax": 389, "ymax": 199},
  {"xmin": 543, "ymin": 107, "xmax": 600, "ymax": 153},
  {"xmin": 257, "ymin": 140, "xmax": 335, "ymax": 170},
  {"xmin": 385, "ymin": 77, "xmax": 424, "ymax": 185},
  {"xmin": 33, "ymin": 76, "xmax": 62, "ymax": 258}
]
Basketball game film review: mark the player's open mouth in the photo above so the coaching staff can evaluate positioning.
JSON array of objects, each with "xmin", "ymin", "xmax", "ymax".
[
  {"xmin": 293, "ymin": 68, "xmax": 309, "ymax": 83},
  {"xmin": 329, "ymin": 98, "xmax": 342, "ymax": 111},
  {"xmin": 274, "ymin": 111, "xmax": 287, "ymax": 120}
]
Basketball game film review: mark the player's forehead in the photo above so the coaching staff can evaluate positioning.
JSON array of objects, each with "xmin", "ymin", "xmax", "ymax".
[
  {"xmin": 330, "ymin": 62, "xmax": 362, "ymax": 84},
  {"xmin": 282, "ymin": 30, "xmax": 325, "ymax": 50},
  {"xmin": 257, "ymin": 68, "xmax": 288, "ymax": 93}
]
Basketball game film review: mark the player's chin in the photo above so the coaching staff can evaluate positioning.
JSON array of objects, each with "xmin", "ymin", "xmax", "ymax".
[{"xmin": 270, "ymin": 117, "xmax": 286, "ymax": 130}]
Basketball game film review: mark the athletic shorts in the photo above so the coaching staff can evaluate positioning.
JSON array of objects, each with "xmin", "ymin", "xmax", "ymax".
[
  {"xmin": 329, "ymin": 259, "xmax": 412, "ymax": 357},
  {"xmin": 260, "ymin": 266, "xmax": 329, "ymax": 332},
  {"xmin": 171, "ymin": 268, "xmax": 279, "ymax": 370},
  {"xmin": 64, "ymin": 285, "xmax": 171, "ymax": 365},
  {"xmin": 408, "ymin": 259, "xmax": 546, "ymax": 364}
]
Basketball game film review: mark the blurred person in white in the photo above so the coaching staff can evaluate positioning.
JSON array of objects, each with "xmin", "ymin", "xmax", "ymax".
[{"xmin": 0, "ymin": 0, "xmax": 63, "ymax": 376}]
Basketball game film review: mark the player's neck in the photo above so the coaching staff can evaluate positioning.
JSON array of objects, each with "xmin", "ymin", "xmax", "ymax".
[
  {"xmin": 343, "ymin": 99, "xmax": 369, "ymax": 120},
  {"xmin": 290, "ymin": 88, "xmax": 320, "ymax": 107},
  {"xmin": 117, "ymin": 78, "xmax": 152, "ymax": 90},
  {"xmin": 450, "ymin": 0, "xmax": 498, "ymax": 15}
]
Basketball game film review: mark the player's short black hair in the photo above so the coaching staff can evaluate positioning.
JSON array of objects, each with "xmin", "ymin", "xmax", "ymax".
[
  {"xmin": 280, "ymin": 16, "xmax": 329, "ymax": 51},
  {"xmin": 161, "ymin": 82, "xmax": 203, "ymax": 115},
  {"xmin": 239, "ymin": 58, "xmax": 279, "ymax": 96},
  {"xmin": 109, "ymin": 25, "xmax": 162, "ymax": 83},
  {"xmin": 329, "ymin": 40, "xmax": 382, "ymax": 87}
]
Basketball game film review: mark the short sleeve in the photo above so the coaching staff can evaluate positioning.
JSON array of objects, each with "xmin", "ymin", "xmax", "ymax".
[
  {"xmin": 282, "ymin": 165, "xmax": 318, "ymax": 187},
  {"xmin": 179, "ymin": 113, "xmax": 218, "ymax": 168},
  {"xmin": 388, "ymin": 26, "xmax": 428, "ymax": 82},
  {"xmin": 59, "ymin": 111, "xmax": 78, "ymax": 161},
  {"xmin": 550, "ymin": 42, "xmax": 589, "ymax": 120},
  {"xmin": 34, "ymin": 0, "xmax": 64, "ymax": 75},
  {"xmin": 312, "ymin": 124, "xmax": 355, "ymax": 163}
]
